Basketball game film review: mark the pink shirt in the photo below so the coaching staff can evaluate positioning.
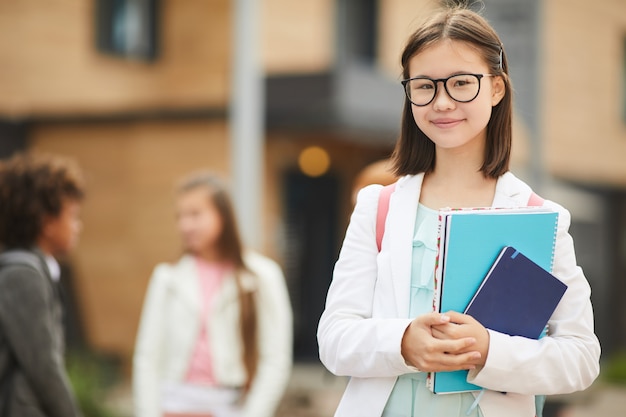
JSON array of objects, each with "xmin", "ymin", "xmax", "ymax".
[{"xmin": 184, "ymin": 258, "xmax": 229, "ymax": 385}]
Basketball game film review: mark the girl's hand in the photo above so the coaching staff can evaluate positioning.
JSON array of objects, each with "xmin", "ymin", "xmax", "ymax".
[
  {"xmin": 401, "ymin": 312, "xmax": 482, "ymax": 372},
  {"xmin": 431, "ymin": 311, "xmax": 490, "ymax": 366}
]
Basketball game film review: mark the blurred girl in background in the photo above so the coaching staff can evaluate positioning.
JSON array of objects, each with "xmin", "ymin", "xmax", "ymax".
[{"xmin": 134, "ymin": 172, "xmax": 292, "ymax": 417}]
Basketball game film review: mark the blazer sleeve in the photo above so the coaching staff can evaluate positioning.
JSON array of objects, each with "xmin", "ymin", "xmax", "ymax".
[
  {"xmin": 317, "ymin": 185, "xmax": 414, "ymax": 378},
  {"xmin": 468, "ymin": 202, "xmax": 601, "ymax": 395},
  {"xmin": 241, "ymin": 254, "xmax": 293, "ymax": 417},
  {"xmin": 133, "ymin": 265, "xmax": 170, "ymax": 417},
  {"xmin": 0, "ymin": 265, "xmax": 82, "ymax": 417}
]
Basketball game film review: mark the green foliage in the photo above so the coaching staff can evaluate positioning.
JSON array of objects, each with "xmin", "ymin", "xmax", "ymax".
[
  {"xmin": 602, "ymin": 351, "xmax": 626, "ymax": 385},
  {"xmin": 66, "ymin": 349, "xmax": 121, "ymax": 417}
]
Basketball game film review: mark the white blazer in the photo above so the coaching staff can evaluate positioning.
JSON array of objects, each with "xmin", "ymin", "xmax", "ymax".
[
  {"xmin": 133, "ymin": 251, "xmax": 293, "ymax": 417},
  {"xmin": 318, "ymin": 173, "xmax": 600, "ymax": 417}
]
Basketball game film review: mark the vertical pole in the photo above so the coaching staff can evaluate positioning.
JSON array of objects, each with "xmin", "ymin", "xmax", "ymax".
[
  {"xmin": 531, "ymin": 0, "xmax": 544, "ymax": 191},
  {"xmin": 230, "ymin": 0, "xmax": 264, "ymax": 249}
]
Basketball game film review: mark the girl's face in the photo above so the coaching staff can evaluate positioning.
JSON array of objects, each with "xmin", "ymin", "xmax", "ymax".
[
  {"xmin": 407, "ymin": 39, "xmax": 505, "ymax": 152},
  {"xmin": 176, "ymin": 188, "xmax": 223, "ymax": 255}
]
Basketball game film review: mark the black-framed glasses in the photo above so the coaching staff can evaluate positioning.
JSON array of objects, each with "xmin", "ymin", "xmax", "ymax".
[{"xmin": 401, "ymin": 73, "xmax": 494, "ymax": 106}]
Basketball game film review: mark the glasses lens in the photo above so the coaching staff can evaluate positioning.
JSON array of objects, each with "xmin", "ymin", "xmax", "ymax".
[
  {"xmin": 405, "ymin": 78, "xmax": 436, "ymax": 106},
  {"xmin": 445, "ymin": 74, "xmax": 480, "ymax": 102}
]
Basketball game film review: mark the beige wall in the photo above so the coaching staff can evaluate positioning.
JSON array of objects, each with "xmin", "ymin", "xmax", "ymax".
[
  {"xmin": 543, "ymin": 0, "xmax": 626, "ymax": 187},
  {"xmin": 29, "ymin": 119, "xmax": 231, "ymax": 357},
  {"xmin": 0, "ymin": 0, "xmax": 231, "ymax": 117},
  {"xmin": 378, "ymin": 0, "xmax": 437, "ymax": 78},
  {"xmin": 262, "ymin": 0, "xmax": 335, "ymax": 74}
]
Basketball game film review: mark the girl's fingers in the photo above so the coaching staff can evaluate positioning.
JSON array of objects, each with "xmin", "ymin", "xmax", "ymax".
[
  {"xmin": 435, "ymin": 335, "xmax": 478, "ymax": 354},
  {"xmin": 443, "ymin": 310, "xmax": 473, "ymax": 324},
  {"xmin": 414, "ymin": 349, "xmax": 482, "ymax": 372},
  {"xmin": 402, "ymin": 313, "xmax": 483, "ymax": 372},
  {"xmin": 415, "ymin": 312, "xmax": 451, "ymax": 327}
]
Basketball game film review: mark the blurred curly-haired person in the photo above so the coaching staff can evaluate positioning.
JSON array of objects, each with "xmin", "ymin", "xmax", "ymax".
[{"xmin": 0, "ymin": 152, "xmax": 84, "ymax": 417}]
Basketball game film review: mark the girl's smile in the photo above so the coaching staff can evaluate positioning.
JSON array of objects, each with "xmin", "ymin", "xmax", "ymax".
[{"xmin": 430, "ymin": 117, "xmax": 464, "ymax": 129}]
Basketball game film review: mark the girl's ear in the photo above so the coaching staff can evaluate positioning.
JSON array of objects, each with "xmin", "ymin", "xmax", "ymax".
[{"xmin": 491, "ymin": 76, "xmax": 506, "ymax": 106}]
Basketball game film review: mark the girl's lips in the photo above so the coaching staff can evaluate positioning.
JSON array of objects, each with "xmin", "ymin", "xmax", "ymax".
[{"xmin": 431, "ymin": 118, "xmax": 463, "ymax": 128}]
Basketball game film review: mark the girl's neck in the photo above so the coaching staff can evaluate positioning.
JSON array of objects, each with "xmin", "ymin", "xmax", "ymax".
[
  {"xmin": 431, "ymin": 145, "xmax": 486, "ymax": 182},
  {"xmin": 193, "ymin": 247, "xmax": 223, "ymax": 264},
  {"xmin": 421, "ymin": 149, "xmax": 497, "ymax": 209},
  {"xmin": 434, "ymin": 136, "xmax": 486, "ymax": 178}
]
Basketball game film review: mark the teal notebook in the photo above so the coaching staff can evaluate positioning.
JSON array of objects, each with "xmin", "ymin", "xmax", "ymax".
[{"xmin": 428, "ymin": 208, "xmax": 559, "ymax": 394}]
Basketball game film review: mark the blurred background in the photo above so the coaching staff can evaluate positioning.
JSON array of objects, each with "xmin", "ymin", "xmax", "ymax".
[{"xmin": 1, "ymin": 0, "xmax": 625, "ymax": 415}]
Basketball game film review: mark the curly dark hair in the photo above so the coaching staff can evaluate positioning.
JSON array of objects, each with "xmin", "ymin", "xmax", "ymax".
[{"xmin": 0, "ymin": 153, "xmax": 85, "ymax": 250}]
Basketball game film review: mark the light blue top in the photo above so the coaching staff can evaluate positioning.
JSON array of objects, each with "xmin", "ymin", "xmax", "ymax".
[{"xmin": 382, "ymin": 204, "xmax": 483, "ymax": 417}]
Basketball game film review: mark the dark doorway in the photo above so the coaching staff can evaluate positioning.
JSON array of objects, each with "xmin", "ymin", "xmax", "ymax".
[
  {"xmin": 283, "ymin": 171, "xmax": 339, "ymax": 361},
  {"xmin": 0, "ymin": 120, "xmax": 28, "ymax": 159},
  {"xmin": 608, "ymin": 191, "xmax": 626, "ymax": 354}
]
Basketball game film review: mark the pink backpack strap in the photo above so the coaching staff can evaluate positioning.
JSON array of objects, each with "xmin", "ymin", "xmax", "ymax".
[
  {"xmin": 528, "ymin": 191, "xmax": 544, "ymax": 207},
  {"xmin": 376, "ymin": 188, "xmax": 542, "ymax": 251},
  {"xmin": 376, "ymin": 183, "xmax": 397, "ymax": 252}
]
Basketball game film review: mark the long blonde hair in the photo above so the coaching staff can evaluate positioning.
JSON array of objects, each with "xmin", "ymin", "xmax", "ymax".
[{"xmin": 177, "ymin": 172, "xmax": 258, "ymax": 390}]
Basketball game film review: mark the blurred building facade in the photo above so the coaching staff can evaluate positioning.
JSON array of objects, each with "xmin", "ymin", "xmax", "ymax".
[{"xmin": 0, "ymin": 0, "xmax": 625, "ymax": 367}]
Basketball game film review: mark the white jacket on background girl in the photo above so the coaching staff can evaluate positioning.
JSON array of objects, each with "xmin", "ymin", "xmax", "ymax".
[{"xmin": 134, "ymin": 251, "xmax": 293, "ymax": 417}]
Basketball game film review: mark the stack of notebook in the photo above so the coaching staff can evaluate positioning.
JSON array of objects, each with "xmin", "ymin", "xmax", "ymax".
[{"xmin": 427, "ymin": 207, "xmax": 567, "ymax": 394}]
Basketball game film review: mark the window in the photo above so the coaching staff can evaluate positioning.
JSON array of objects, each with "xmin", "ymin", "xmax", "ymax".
[
  {"xmin": 339, "ymin": 0, "xmax": 378, "ymax": 64},
  {"xmin": 96, "ymin": 0, "xmax": 160, "ymax": 61},
  {"xmin": 351, "ymin": 0, "xmax": 377, "ymax": 63}
]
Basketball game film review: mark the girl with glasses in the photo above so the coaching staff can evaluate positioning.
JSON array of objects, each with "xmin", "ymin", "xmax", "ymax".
[{"xmin": 318, "ymin": 5, "xmax": 600, "ymax": 417}]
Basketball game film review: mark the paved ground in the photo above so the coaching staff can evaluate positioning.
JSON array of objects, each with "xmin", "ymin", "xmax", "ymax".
[
  {"xmin": 274, "ymin": 363, "xmax": 346, "ymax": 417},
  {"xmin": 564, "ymin": 384, "xmax": 626, "ymax": 417},
  {"xmin": 105, "ymin": 363, "xmax": 626, "ymax": 417},
  {"xmin": 104, "ymin": 363, "xmax": 346, "ymax": 417}
]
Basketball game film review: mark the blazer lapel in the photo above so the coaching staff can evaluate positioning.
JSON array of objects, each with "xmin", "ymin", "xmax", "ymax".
[
  {"xmin": 491, "ymin": 172, "xmax": 524, "ymax": 208},
  {"xmin": 171, "ymin": 255, "xmax": 202, "ymax": 313},
  {"xmin": 386, "ymin": 175, "xmax": 424, "ymax": 318}
]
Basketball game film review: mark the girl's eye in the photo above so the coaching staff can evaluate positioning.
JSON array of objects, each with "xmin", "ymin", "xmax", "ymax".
[
  {"xmin": 450, "ymin": 76, "xmax": 476, "ymax": 88},
  {"xmin": 411, "ymin": 80, "xmax": 434, "ymax": 90}
]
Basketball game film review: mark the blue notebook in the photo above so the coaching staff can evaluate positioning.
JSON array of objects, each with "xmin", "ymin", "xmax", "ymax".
[
  {"xmin": 428, "ymin": 208, "xmax": 559, "ymax": 394},
  {"xmin": 465, "ymin": 246, "xmax": 567, "ymax": 339}
]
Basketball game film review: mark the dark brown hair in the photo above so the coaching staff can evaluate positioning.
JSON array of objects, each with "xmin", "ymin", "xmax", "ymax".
[
  {"xmin": 392, "ymin": 6, "xmax": 512, "ymax": 178},
  {"xmin": 177, "ymin": 172, "xmax": 258, "ymax": 390},
  {"xmin": 0, "ymin": 153, "xmax": 85, "ymax": 250}
]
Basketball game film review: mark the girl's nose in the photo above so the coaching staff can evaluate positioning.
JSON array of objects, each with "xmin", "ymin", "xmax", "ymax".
[{"xmin": 432, "ymin": 82, "xmax": 455, "ymax": 111}]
